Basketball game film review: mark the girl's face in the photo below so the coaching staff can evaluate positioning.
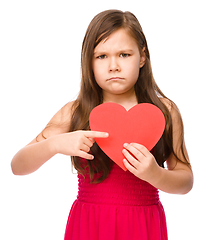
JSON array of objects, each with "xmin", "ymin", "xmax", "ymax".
[{"xmin": 92, "ymin": 28, "xmax": 145, "ymax": 102}]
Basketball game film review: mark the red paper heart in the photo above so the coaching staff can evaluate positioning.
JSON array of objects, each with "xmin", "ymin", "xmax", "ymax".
[{"xmin": 89, "ymin": 103, "xmax": 165, "ymax": 171}]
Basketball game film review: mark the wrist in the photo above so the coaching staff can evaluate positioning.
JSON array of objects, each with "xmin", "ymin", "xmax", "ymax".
[
  {"xmin": 47, "ymin": 135, "xmax": 60, "ymax": 155},
  {"xmin": 146, "ymin": 164, "xmax": 164, "ymax": 188}
]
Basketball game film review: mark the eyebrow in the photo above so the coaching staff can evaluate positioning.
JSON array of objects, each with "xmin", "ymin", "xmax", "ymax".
[{"xmin": 93, "ymin": 49, "xmax": 134, "ymax": 56}]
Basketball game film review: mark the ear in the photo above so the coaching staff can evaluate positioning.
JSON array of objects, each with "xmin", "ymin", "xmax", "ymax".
[{"xmin": 140, "ymin": 47, "xmax": 146, "ymax": 68}]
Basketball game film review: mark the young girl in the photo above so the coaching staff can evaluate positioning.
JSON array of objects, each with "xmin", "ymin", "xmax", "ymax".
[{"xmin": 11, "ymin": 10, "xmax": 193, "ymax": 240}]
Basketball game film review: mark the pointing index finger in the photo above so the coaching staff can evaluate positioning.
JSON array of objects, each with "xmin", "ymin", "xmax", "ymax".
[{"xmin": 84, "ymin": 131, "xmax": 109, "ymax": 139}]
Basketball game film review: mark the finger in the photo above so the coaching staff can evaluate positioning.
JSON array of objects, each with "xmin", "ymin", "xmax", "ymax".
[
  {"xmin": 78, "ymin": 150, "xmax": 94, "ymax": 160},
  {"xmin": 83, "ymin": 137, "xmax": 94, "ymax": 148},
  {"xmin": 130, "ymin": 143, "xmax": 150, "ymax": 156},
  {"xmin": 88, "ymin": 138, "xmax": 95, "ymax": 144},
  {"xmin": 123, "ymin": 159, "xmax": 137, "ymax": 175},
  {"xmin": 80, "ymin": 144, "xmax": 90, "ymax": 153},
  {"xmin": 123, "ymin": 143, "xmax": 144, "ymax": 162},
  {"xmin": 84, "ymin": 131, "xmax": 109, "ymax": 139},
  {"xmin": 122, "ymin": 149, "xmax": 141, "ymax": 169}
]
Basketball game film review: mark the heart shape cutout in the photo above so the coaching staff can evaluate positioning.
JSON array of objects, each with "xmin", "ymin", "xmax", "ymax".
[{"xmin": 89, "ymin": 103, "xmax": 165, "ymax": 171}]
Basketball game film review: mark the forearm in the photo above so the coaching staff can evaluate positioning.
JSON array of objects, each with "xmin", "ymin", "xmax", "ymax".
[
  {"xmin": 150, "ymin": 167, "xmax": 193, "ymax": 194},
  {"xmin": 11, "ymin": 137, "xmax": 57, "ymax": 175}
]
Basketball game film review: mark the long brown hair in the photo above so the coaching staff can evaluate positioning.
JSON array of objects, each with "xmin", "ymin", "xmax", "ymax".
[{"xmin": 70, "ymin": 10, "xmax": 190, "ymax": 183}]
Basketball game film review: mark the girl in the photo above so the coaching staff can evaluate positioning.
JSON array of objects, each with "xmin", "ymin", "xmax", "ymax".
[{"xmin": 11, "ymin": 10, "xmax": 193, "ymax": 240}]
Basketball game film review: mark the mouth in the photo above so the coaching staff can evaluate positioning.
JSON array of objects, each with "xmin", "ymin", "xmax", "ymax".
[{"xmin": 107, "ymin": 77, "xmax": 124, "ymax": 81}]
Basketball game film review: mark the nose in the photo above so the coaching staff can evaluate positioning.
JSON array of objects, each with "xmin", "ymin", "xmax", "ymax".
[{"xmin": 109, "ymin": 57, "xmax": 120, "ymax": 72}]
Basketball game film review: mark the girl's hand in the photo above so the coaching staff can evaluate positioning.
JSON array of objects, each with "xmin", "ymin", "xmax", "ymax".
[
  {"xmin": 52, "ymin": 130, "xmax": 109, "ymax": 160},
  {"xmin": 122, "ymin": 143, "xmax": 160, "ymax": 183}
]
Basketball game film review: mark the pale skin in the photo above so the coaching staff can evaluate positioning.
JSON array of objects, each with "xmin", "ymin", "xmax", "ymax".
[{"xmin": 11, "ymin": 28, "xmax": 193, "ymax": 194}]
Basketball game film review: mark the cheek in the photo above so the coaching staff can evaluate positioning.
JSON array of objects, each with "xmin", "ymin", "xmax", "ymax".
[
  {"xmin": 92, "ymin": 62, "xmax": 104, "ymax": 86},
  {"xmin": 126, "ymin": 59, "xmax": 140, "ymax": 81},
  {"xmin": 92, "ymin": 62, "xmax": 100, "ymax": 79}
]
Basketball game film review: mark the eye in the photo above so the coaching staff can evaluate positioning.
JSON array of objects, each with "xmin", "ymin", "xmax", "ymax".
[
  {"xmin": 97, "ymin": 54, "xmax": 107, "ymax": 59},
  {"xmin": 120, "ymin": 53, "xmax": 130, "ymax": 58}
]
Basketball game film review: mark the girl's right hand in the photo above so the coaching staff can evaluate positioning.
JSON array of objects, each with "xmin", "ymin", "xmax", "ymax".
[{"xmin": 51, "ymin": 130, "xmax": 109, "ymax": 160}]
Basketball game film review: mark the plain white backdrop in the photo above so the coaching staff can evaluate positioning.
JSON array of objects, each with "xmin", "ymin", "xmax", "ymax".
[{"xmin": 1, "ymin": 0, "xmax": 216, "ymax": 239}]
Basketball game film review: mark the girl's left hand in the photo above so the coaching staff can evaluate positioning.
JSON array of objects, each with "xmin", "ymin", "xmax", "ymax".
[{"xmin": 122, "ymin": 143, "xmax": 161, "ymax": 183}]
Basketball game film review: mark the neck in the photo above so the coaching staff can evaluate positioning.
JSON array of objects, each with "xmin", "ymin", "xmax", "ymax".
[{"xmin": 103, "ymin": 88, "xmax": 138, "ymax": 111}]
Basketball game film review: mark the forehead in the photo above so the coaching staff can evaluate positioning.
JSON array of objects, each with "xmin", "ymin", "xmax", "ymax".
[{"xmin": 94, "ymin": 28, "xmax": 139, "ymax": 53}]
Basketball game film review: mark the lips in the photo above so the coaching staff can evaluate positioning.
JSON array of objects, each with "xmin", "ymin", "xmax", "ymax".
[{"xmin": 107, "ymin": 77, "xmax": 124, "ymax": 81}]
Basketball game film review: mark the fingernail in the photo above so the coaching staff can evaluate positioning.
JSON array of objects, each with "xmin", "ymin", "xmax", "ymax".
[
  {"xmin": 123, "ymin": 143, "xmax": 128, "ymax": 148},
  {"xmin": 105, "ymin": 133, "xmax": 109, "ymax": 137}
]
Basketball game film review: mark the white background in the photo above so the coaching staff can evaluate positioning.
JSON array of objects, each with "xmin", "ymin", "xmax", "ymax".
[{"xmin": 1, "ymin": 0, "xmax": 216, "ymax": 239}]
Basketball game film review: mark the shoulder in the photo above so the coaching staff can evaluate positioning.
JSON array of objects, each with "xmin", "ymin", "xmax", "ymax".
[
  {"xmin": 48, "ymin": 101, "xmax": 75, "ymax": 126},
  {"xmin": 160, "ymin": 97, "xmax": 183, "ymax": 128},
  {"xmin": 160, "ymin": 97, "xmax": 181, "ymax": 115},
  {"xmin": 28, "ymin": 101, "xmax": 76, "ymax": 144},
  {"xmin": 57, "ymin": 101, "xmax": 76, "ymax": 120},
  {"xmin": 160, "ymin": 97, "xmax": 173, "ymax": 112}
]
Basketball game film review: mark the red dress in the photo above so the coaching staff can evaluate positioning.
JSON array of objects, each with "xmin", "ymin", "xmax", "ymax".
[{"xmin": 64, "ymin": 162, "xmax": 168, "ymax": 240}]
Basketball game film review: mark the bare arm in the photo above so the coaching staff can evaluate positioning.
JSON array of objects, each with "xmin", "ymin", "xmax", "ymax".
[
  {"xmin": 11, "ymin": 137, "xmax": 58, "ymax": 175},
  {"xmin": 123, "ymin": 143, "xmax": 193, "ymax": 194},
  {"xmin": 149, "ymin": 100, "xmax": 193, "ymax": 194},
  {"xmin": 152, "ymin": 160, "xmax": 193, "ymax": 194},
  {"xmin": 11, "ymin": 102, "xmax": 73, "ymax": 175},
  {"xmin": 11, "ymin": 102, "xmax": 109, "ymax": 175},
  {"xmin": 123, "ymin": 100, "xmax": 193, "ymax": 194}
]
